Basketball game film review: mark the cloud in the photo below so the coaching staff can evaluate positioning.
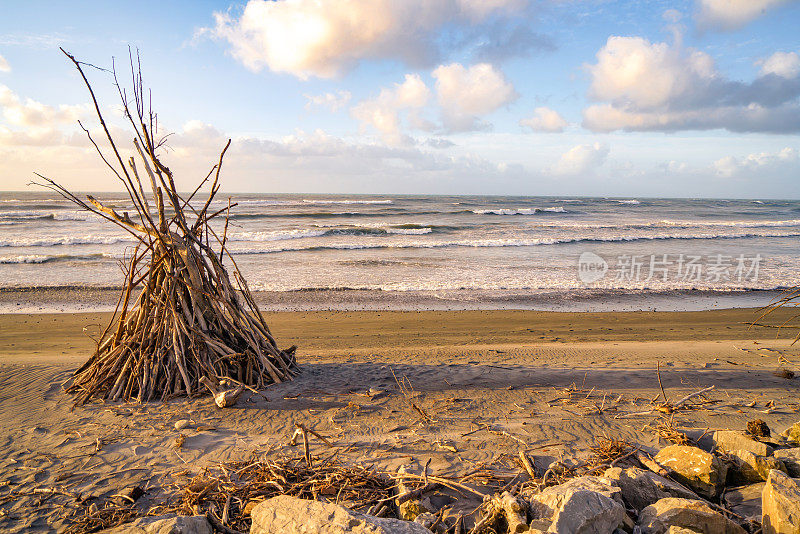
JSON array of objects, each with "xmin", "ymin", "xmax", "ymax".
[
  {"xmin": 0, "ymin": 84, "xmax": 85, "ymax": 128},
  {"xmin": 519, "ymin": 106, "xmax": 568, "ymax": 132},
  {"xmin": 432, "ymin": 62, "xmax": 518, "ymax": 132},
  {"xmin": 351, "ymin": 74, "xmax": 431, "ymax": 144},
  {"xmin": 304, "ymin": 91, "xmax": 352, "ymax": 112},
  {"xmin": 713, "ymin": 146, "xmax": 798, "ymax": 177},
  {"xmin": 0, "ymin": 54, "xmax": 9, "ymax": 73},
  {"xmin": 758, "ymin": 51, "xmax": 800, "ymax": 79},
  {"xmin": 696, "ymin": 0, "xmax": 793, "ymax": 31},
  {"xmin": 204, "ymin": 0, "xmax": 531, "ymax": 79},
  {"xmin": 582, "ymin": 36, "xmax": 800, "ymax": 133},
  {"xmin": 551, "ymin": 142, "xmax": 609, "ymax": 176}
]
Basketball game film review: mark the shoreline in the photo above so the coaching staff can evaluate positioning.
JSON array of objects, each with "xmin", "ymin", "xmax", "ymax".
[{"xmin": 0, "ymin": 286, "xmax": 788, "ymax": 314}]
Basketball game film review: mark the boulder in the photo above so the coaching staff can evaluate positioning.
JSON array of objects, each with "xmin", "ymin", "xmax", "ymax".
[
  {"xmin": 654, "ymin": 445, "xmax": 728, "ymax": 498},
  {"xmin": 723, "ymin": 483, "xmax": 764, "ymax": 523},
  {"xmin": 638, "ymin": 498, "xmax": 746, "ymax": 534},
  {"xmin": 728, "ymin": 449, "xmax": 787, "ymax": 484},
  {"xmin": 762, "ymin": 470, "xmax": 800, "ymax": 534},
  {"xmin": 781, "ymin": 422, "xmax": 800, "ymax": 445},
  {"xmin": 603, "ymin": 466, "xmax": 698, "ymax": 511},
  {"xmin": 99, "ymin": 515, "xmax": 211, "ymax": 534},
  {"xmin": 667, "ymin": 528, "xmax": 703, "ymax": 534},
  {"xmin": 530, "ymin": 476, "xmax": 623, "ymax": 518},
  {"xmin": 773, "ymin": 448, "xmax": 800, "ymax": 477},
  {"xmin": 713, "ymin": 430, "xmax": 773, "ymax": 456},
  {"xmin": 250, "ymin": 495, "xmax": 431, "ymax": 534},
  {"xmin": 546, "ymin": 489, "xmax": 626, "ymax": 534}
]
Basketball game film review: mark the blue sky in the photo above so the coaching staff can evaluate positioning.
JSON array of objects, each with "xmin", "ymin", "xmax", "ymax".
[{"xmin": 0, "ymin": 0, "xmax": 799, "ymax": 197}]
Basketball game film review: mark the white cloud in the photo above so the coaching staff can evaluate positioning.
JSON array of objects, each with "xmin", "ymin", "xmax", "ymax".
[
  {"xmin": 0, "ymin": 54, "xmax": 9, "ymax": 73},
  {"xmin": 758, "ymin": 51, "xmax": 800, "ymax": 79},
  {"xmin": 583, "ymin": 36, "xmax": 800, "ymax": 133},
  {"xmin": 0, "ymin": 84, "xmax": 85, "ymax": 128},
  {"xmin": 551, "ymin": 142, "xmax": 609, "ymax": 176},
  {"xmin": 205, "ymin": 0, "xmax": 528, "ymax": 79},
  {"xmin": 433, "ymin": 63, "xmax": 517, "ymax": 132},
  {"xmin": 713, "ymin": 146, "xmax": 798, "ymax": 177},
  {"xmin": 351, "ymin": 74, "xmax": 431, "ymax": 144},
  {"xmin": 304, "ymin": 91, "xmax": 352, "ymax": 112},
  {"xmin": 519, "ymin": 106, "xmax": 568, "ymax": 132},
  {"xmin": 696, "ymin": 0, "xmax": 793, "ymax": 30}
]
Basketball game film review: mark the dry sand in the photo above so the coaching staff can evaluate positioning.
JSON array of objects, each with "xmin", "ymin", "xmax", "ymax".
[{"xmin": 1, "ymin": 308, "xmax": 800, "ymax": 531}]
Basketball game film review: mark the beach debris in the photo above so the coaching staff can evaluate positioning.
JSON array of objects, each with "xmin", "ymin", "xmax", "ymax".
[
  {"xmin": 199, "ymin": 376, "xmax": 245, "ymax": 409},
  {"xmin": 637, "ymin": 498, "xmax": 746, "ymax": 534},
  {"xmin": 713, "ymin": 429, "xmax": 775, "ymax": 457},
  {"xmin": 747, "ymin": 419, "xmax": 771, "ymax": 438},
  {"xmin": 772, "ymin": 448, "xmax": 800, "ymax": 476},
  {"xmin": 112, "ymin": 485, "xmax": 144, "ymax": 507},
  {"xmin": 174, "ymin": 419, "xmax": 192, "ymax": 431},
  {"xmin": 653, "ymin": 445, "xmax": 728, "ymax": 499},
  {"xmin": 761, "ymin": 469, "xmax": 800, "ymax": 534},
  {"xmin": 772, "ymin": 368, "xmax": 795, "ymax": 379},
  {"xmin": 40, "ymin": 50, "xmax": 297, "ymax": 405},
  {"xmin": 249, "ymin": 495, "xmax": 431, "ymax": 534}
]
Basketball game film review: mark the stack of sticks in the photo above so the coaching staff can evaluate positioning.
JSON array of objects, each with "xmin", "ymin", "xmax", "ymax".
[{"xmin": 40, "ymin": 49, "xmax": 296, "ymax": 404}]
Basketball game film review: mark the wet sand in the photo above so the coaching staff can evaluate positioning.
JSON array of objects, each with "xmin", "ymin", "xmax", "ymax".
[{"xmin": 1, "ymin": 308, "xmax": 799, "ymax": 531}]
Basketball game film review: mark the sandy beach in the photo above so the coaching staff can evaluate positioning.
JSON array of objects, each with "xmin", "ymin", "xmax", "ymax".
[{"xmin": 1, "ymin": 307, "xmax": 799, "ymax": 531}]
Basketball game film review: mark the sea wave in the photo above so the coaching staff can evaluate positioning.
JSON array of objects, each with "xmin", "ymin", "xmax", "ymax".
[
  {"xmin": 230, "ymin": 225, "xmax": 434, "ymax": 241},
  {"xmin": 613, "ymin": 199, "xmax": 640, "ymax": 204},
  {"xmin": 472, "ymin": 207, "xmax": 566, "ymax": 215},
  {"xmin": 0, "ymin": 253, "xmax": 113, "ymax": 264},
  {"xmin": 0, "ymin": 235, "xmax": 133, "ymax": 247},
  {"xmin": 228, "ymin": 230, "xmax": 800, "ymax": 254},
  {"xmin": 302, "ymin": 199, "xmax": 393, "ymax": 205}
]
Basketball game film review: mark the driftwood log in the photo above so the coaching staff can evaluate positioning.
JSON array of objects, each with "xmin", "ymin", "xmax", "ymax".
[{"xmin": 38, "ymin": 49, "xmax": 297, "ymax": 404}]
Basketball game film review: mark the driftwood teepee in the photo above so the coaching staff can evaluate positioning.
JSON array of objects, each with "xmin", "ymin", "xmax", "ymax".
[{"xmin": 40, "ymin": 50, "xmax": 297, "ymax": 404}]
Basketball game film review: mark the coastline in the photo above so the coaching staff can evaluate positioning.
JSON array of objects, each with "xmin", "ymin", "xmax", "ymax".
[{"xmin": 0, "ymin": 285, "xmax": 788, "ymax": 314}]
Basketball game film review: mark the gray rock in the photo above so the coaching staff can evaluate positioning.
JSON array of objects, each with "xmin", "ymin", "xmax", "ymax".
[
  {"xmin": 530, "ymin": 475, "xmax": 623, "ymax": 518},
  {"xmin": 728, "ymin": 449, "xmax": 787, "ymax": 484},
  {"xmin": 666, "ymin": 528, "xmax": 702, "ymax": 534},
  {"xmin": 773, "ymin": 448, "xmax": 800, "ymax": 477},
  {"xmin": 723, "ymin": 483, "xmax": 764, "ymax": 523},
  {"xmin": 638, "ymin": 498, "xmax": 746, "ymax": 534},
  {"xmin": 603, "ymin": 466, "xmax": 698, "ymax": 511},
  {"xmin": 762, "ymin": 469, "xmax": 800, "ymax": 534},
  {"xmin": 546, "ymin": 489, "xmax": 626, "ymax": 534},
  {"xmin": 99, "ymin": 515, "xmax": 211, "ymax": 534},
  {"xmin": 781, "ymin": 422, "xmax": 800, "ymax": 445},
  {"xmin": 654, "ymin": 445, "xmax": 728, "ymax": 498},
  {"xmin": 250, "ymin": 495, "xmax": 432, "ymax": 534},
  {"xmin": 713, "ymin": 430, "xmax": 773, "ymax": 456}
]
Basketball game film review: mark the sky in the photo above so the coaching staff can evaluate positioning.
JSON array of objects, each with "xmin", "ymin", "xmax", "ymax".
[{"xmin": 0, "ymin": 0, "xmax": 799, "ymax": 198}]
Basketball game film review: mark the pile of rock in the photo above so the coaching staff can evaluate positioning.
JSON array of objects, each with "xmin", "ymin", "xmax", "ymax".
[{"xmin": 98, "ymin": 421, "xmax": 800, "ymax": 534}]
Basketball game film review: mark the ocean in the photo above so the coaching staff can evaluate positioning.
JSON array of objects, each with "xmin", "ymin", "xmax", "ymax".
[{"xmin": 1, "ymin": 192, "xmax": 798, "ymax": 312}]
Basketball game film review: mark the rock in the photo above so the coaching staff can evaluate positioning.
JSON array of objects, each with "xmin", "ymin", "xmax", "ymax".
[
  {"xmin": 250, "ymin": 495, "xmax": 432, "ymax": 534},
  {"xmin": 723, "ymin": 483, "xmax": 764, "ymax": 523},
  {"xmin": 604, "ymin": 466, "xmax": 698, "ymax": 511},
  {"xmin": 397, "ymin": 499, "xmax": 426, "ymax": 521},
  {"xmin": 638, "ymin": 498, "xmax": 746, "ymax": 534},
  {"xmin": 747, "ymin": 419, "xmax": 771, "ymax": 438},
  {"xmin": 780, "ymin": 422, "xmax": 800, "ymax": 444},
  {"xmin": 713, "ymin": 430, "xmax": 774, "ymax": 456},
  {"xmin": 667, "ymin": 528, "xmax": 703, "ymax": 534},
  {"xmin": 99, "ymin": 515, "xmax": 211, "ymax": 534},
  {"xmin": 547, "ymin": 489, "xmax": 626, "ymax": 534},
  {"xmin": 530, "ymin": 475, "xmax": 624, "ymax": 516},
  {"xmin": 654, "ymin": 445, "xmax": 728, "ymax": 498},
  {"xmin": 174, "ymin": 419, "xmax": 192, "ymax": 431},
  {"xmin": 728, "ymin": 449, "xmax": 787, "ymax": 484},
  {"xmin": 774, "ymin": 448, "xmax": 800, "ymax": 477},
  {"xmin": 762, "ymin": 469, "xmax": 800, "ymax": 534}
]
